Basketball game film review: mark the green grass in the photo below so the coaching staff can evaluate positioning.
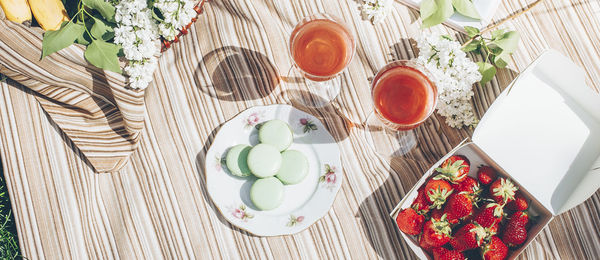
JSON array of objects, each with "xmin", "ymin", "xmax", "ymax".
[
  {"xmin": 0, "ymin": 159, "xmax": 21, "ymax": 259},
  {"xmin": 0, "ymin": 76, "xmax": 21, "ymax": 259}
]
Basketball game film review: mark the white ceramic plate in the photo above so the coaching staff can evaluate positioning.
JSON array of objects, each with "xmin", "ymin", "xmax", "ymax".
[{"xmin": 205, "ymin": 104, "xmax": 342, "ymax": 236}]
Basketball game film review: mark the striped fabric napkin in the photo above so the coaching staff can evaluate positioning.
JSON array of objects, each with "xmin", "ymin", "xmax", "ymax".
[{"xmin": 0, "ymin": 20, "xmax": 146, "ymax": 173}]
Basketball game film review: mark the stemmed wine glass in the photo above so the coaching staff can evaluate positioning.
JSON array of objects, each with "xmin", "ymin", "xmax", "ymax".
[
  {"xmin": 364, "ymin": 60, "xmax": 438, "ymax": 157},
  {"xmin": 287, "ymin": 13, "xmax": 356, "ymax": 107}
]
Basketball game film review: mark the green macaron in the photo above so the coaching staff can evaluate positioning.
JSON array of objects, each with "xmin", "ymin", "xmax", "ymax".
[
  {"xmin": 258, "ymin": 120, "xmax": 293, "ymax": 152},
  {"xmin": 250, "ymin": 177, "xmax": 284, "ymax": 210},
  {"xmin": 247, "ymin": 144, "xmax": 282, "ymax": 178},
  {"xmin": 275, "ymin": 150, "xmax": 309, "ymax": 185},
  {"xmin": 225, "ymin": 144, "xmax": 252, "ymax": 177}
]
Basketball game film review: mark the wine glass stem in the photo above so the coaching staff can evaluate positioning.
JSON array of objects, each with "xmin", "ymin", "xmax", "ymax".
[
  {"xmin": 304, "ymin": 76, "xmax": 341, "ymax": 104},
  {"xmin": 363, "ymin": 111, "xmax": 417, "ymax": 157}
]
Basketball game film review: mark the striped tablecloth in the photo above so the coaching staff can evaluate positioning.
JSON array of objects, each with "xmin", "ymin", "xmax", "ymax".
[{"xmin": 1, "ymin": 0, "xmax": 599, "ymax": 258}]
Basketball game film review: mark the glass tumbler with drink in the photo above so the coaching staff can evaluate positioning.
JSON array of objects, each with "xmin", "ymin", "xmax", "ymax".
[
  {"xmin": 365, "ymin": 60, "xmax": 438, "ymax": 156},
  {"xmin": 288, "ymin": 13, "xmax": 356, "ymax": 107}
]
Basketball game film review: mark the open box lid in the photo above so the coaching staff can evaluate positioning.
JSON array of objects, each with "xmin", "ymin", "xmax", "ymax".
[{"xmin": 473, "ymin": 50, "xmax": 600, "ymax": 215}]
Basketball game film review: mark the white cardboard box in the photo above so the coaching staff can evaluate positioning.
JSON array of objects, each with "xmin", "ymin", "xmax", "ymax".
[
  {"xmin": 398, "ymin": 0, "xmax": 502, "ymax": 32},
  {"xmin": 390, "ymin": 49, "xmax": 600, "ymax": 259}
]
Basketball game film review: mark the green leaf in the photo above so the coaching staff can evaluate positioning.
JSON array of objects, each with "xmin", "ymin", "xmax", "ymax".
[
  {"xmin": 493, "ymin": 31, "xmax": 520, "ymax": 53},
  {"xmin": 441, "ymin": 35, "xmax": 453, "ymax": 41},
  {"xmin": 493, "ymin": 52, "xmax": 510, "ymax": 68},
  {"xmin": 420, "ymin": 0, "xmax": 437, "ymax": 20},
  {"xmin": 452, "ymin": 0, "xmax": 480, "ymax": 19},
  {"xmin": 494, "ymin": 57, "xmax": 508, "ymax": 68},
  {"xmin": 488, "ymin": 45, "xmax": 503, "ymax": 55},
  {"xmin": 42, "ymin": 21, "xmax": 85, "ymax": 59},
  {"xmin": 90, "ymin": 16, "xmax": 114, "ymax": 41},
  {"xmin": 477, "ymin": 62, "xmax": 496, "ymax": 85},
  {"xmin": 490, "ymin": 29, "xmax": 505, "ymax": 40},
  {"xmin": 75, "ymin": 20, "xmax": 92, "ymax": 45},
  {"xmin": 151, "ymin": 8, "xmax": 164, "ymax": 22},
  {"xmin": 82, "ymin": 0, "xmax": 116, "ymax": 22},
  {"xmin": 462, "ymin": 39, "xmax": 480, "ymax": 52},
  {"xmin": 464, "ymin": 26, "xmax": 480, "ymax": 37},
  {"xmin": 421, "ymin": 0, "xmax": 454, "ymax": 28},
  {"xmin": 76, "ymin": 32, "xmax": 92, "ymax": 45},
  {"xmin": 84, "ymin": 39, "xmax": 122, "ymax": 73}
]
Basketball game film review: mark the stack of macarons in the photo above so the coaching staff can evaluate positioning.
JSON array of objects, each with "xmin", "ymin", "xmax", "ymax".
[{"xmin": 225, "ymin": 119, "xmax": 309, "ymax": 210}]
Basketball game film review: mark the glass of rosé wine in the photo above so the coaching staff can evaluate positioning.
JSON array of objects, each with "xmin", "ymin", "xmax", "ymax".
[
  {"xmin": 364, "ymin": 60, "xmax": 438, "ymax": 157},
  {"xmin": 288, "ymin": 13, "xmax": 356, "ymax": 107}
]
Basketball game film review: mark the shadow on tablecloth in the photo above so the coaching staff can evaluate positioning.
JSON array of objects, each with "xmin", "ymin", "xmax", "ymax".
[{"xmin": 196, "ymin": 46, "xmax": 280, "ymax": 102}]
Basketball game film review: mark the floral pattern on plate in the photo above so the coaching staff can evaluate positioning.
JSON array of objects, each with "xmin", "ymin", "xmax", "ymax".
[
  {"xmin": 286, "ymin": 215, "xmax": 305, "ymax": 227},
  {"xmin": 319, "ymin": 164, "xmax": 338, "ymax": 191},
  {"xmin": 231, "ymin": 204, "xmax": 254, "ymax": 222},
  {"xmin": 215, "ymin": 154, "xmax": 224, "ymax": 172},
  {"xmin": 299, "ymin": 118, "xmax": 318, "ymax": 133},
  {"xmin": 245, "ymin": 111, "xmax": 265, "ymax": 129}
]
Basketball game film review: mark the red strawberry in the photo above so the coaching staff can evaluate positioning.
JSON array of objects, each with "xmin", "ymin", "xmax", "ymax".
[
  {"xmin": 432, "ymin": 247, "xmax": 449, "ymax": 260},
  {"xmin": 411, "ymin": 189, "xmax": 432, "ymax": 213},
  {"xmin": 438, "ymin": 250, "xmax": 466, "ymax": 260},
  {"xmin": 488, "ymin": 221, "xmax": 500, "ymax": 235},
  {"xmin": 482, "ymin": 236, "xmax": 508, "ymax": 260},
  {"xmin": 502, "ymin": 215, "xmax": 527, "ymax": 247},
  {"xmin": 395, "ymin": 208, "xmax": 425, "ymax": 235},
  {"xmin": 421, "ymin": 214, "xmax": 452, "ymax": 247},
  {"xmin": 443, "ymin": 192, "xmax": 474, "ymax": 223},
  {"xmin": 449, "ymin": 223, "xmax": 488, "ymax": 251},
  {"xmin": 473, "ymin": 203, "xmax": 504, "ymax": 229},
  {"xmin": 425, "ymin": 179, "xmax": 454, "ymax": 209},
  {"xmin": 419, "ymin": 234, "xmax": 434, "ymax": 251},
  {"xmin": 463, "ymin": 206, "xmax": 479, "ymax": 224},
  {"xmin": 431, "ymin": 208, "xmax": 444, "ymax": 220},
  {"xmin": 477, "ymin": 166, "xmax": 497, "ymax": 185},
  {"xmin": 502, "ymin": 211, "xmax": 529, "ymax": 248},
  {"xmin": 502, "ymin": 225, "xmax": 527, "ymax": 248},
  {"xmin": 509, "ymin": 211, "xmax": 530, "ymax": 227},
  {"xmin": 453, "ymin": 176, "xmax": 482, "ymax": 197},
  {"xmin": 435, "ymin": 155, "xmax": 470, "ymax": 183},
  {"xmin": 489, "ymin": 178, "xmax": 518, "ymax": 204},
  {"xmin": 507, "ymin": 191, "xmax": 528, "ymax": 211}
]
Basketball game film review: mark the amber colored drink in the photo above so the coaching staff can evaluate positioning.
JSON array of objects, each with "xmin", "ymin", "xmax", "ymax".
[
  {"xmin": 372, "ymin": 63, "xmax": 437, "ymax": 130},
  {"xmin": 290, "ymin": 19, "xmax": 354, "ymax": 81}
]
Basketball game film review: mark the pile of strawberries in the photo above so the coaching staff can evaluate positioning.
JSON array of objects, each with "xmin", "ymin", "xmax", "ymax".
[{"xmin": 395, "ymin": 155, "xmax": 533, "ymax": 260}]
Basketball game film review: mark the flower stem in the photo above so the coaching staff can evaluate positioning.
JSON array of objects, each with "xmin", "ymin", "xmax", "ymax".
[{"xmin": 461, "ymin": 0, "xmax": 544, "ymax": 48}]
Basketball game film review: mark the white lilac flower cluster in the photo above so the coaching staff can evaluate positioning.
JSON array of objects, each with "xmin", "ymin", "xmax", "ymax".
[
  {"xmin": 114, "ymin": 0, "xmax": 160, "ymax": 89},
  {"xmin": 414, "ymin": 33, "xmax": 482, "ymax": 128},
  {"xmin": 154, "ymin": 0, "xmax": 197, "ymax": 41},
  {"xmin": 361, "ymin": 0, "xmax": 392, "ymax": 24}
]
